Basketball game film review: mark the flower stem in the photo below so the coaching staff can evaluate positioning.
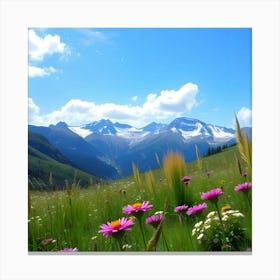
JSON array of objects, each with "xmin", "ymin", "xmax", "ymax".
[
  {"xmin": 214, "ymin": 202, "xmax": 225, "ymax": 231},
  {"xmin": 182, "ymin": 214, "xmax": 194, "ymax": 251},
  {"xmin": 214, "ymin": 202, "xmax": 227, "ymax": 248},
  {"xmin": 115, "ymin": 236, "xmax": 124, "ymax": 251},
  {"xmin": 137, "ymin": 218, "xmax": 146, "ymax": 248},
  {"xmin": 245, "ymin": 191, "xmax": 252, "ymax": 211}
]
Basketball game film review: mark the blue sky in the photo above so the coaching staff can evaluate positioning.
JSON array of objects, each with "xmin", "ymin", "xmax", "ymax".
[{"xmin": 28, "ymin": 28, "xmax": 252, "ymax": 128}]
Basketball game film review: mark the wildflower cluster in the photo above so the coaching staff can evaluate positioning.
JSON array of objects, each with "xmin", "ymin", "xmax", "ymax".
[{"xmin": 192, "ymin": 209, "xmax": 247, "ymax": 251}]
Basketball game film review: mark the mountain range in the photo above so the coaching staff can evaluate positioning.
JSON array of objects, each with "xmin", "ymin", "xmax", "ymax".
[{"xmin": 28, "ymin": 117, "xmax": 251, "ymax": 183}]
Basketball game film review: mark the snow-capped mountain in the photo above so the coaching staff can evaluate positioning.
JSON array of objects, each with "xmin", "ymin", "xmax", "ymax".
[
  {"xmin": 69, "ymin": 119, "xmax": 166, "ymax": 146},
  {"xmin": 29, "ymin": 117, "xmax": 248, "ymax": 178},
  {"xmin": 68, "ymin": 117, "xmax": 236, "ymax": 145},
  {"xmin": 166, "ymin": 117, "xmax": 235, "ymax": 144}
]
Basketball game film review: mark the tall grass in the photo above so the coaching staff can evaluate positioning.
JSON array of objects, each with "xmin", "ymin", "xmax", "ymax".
[
  {"xmin": 235, "ymin": 115, "xmax": 252, "ymax": 172},
  {"xmin": 163, "ymin": 152, "xmax": 186, "ymax": 206}
]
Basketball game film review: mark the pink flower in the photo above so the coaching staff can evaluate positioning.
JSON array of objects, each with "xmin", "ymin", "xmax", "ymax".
[
  {"xmin": 186, "ymin": 203, "xmax": 208, "ymax": 215},
  {"xmin": 123, "ymin": 201, "xmax": 153, "ymax": 215},
  {"xmin": 181, "ymin": 176, "xmax": 191, "ymax": 184},
  {"xmin": 235, "ymin": 182, "xmax": 252, "ymax": 192},
  {"xmin": 61, "ymin": 247, "xmax": 78, "ymax": 252},
  {"xmin": 146, "ymin": 214, "xmax": 164, "ymax": 227},
  {"xmin": 174, "ymin": 205, "xmax": 188, "ymax": 213},
  {"xmin": 201, "ymin": 188, "xmax": 223, "ymax": 201},
  {"xmin": 242, "ymin": 172, "xmax": 248, "ymax": 178},
  {"xmin": 98, "ymin": 217, "xmax": 134, "ymax": 238}
]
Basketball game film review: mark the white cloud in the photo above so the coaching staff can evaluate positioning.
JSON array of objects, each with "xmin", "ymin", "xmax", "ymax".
[
  {"xmin": 29, "ymin": 29, "xmax": 67, "ymax": 61},
  {"xmin": 28, "ymin": 98, "xmax": 42, "ymax": 124},
  {"xmin": 132, "ymin": 96, "xmax": 138, "ymax": 101},
  {"xmin": 28, "ymin": 65, "xmax": 57, "ymax": 78},
  {"xmin": 145, "ymin": 83, "xmax": 198, "ymax": 113},
  {"xmin": 28, "ymin": 82, "xmax": 199, "ymax": 127},
  {"xmin": 236, "ymin": 107, "xmax": 252, "ymax": 127}
]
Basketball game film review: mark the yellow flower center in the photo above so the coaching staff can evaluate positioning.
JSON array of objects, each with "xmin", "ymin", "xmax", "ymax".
[
  {"xmin": 110, "ymin": 220, "xmax": 121, "ymax": 229},
  {"xmin": 132, "ymin": 202, "xmax": 142, "ymax": 209}
]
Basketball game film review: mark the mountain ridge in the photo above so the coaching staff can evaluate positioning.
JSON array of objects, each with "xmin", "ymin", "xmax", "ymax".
[{"xmin": 28, "ymin": 117, "xmax": 251, "ymax": 179}]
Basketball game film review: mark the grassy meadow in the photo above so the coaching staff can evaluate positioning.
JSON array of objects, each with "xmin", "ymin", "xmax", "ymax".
[{"xmin": 28, "ymin": 143, "xmax": 252, "ymax": 253}]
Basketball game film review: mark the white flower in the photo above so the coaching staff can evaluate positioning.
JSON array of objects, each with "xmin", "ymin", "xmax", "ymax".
[
  {"xmin": 204, "ymin": 225, "xmax": 211, "ymax": 230},
  {"xmin": 192, "ymin": 229, "xmax": 196, "ymax": 236},
  {"xmin": 207, "ymin": 211, "xmax": 216, "ymax": 218},
  {"xmin": 197, "ymin": 233, "xmax": 204, "ymax": 240},
  {"xmin": 154, "ymin": 211, "xmax": 164, "ymax": 215},
  {"xmin": 222, "ymin": 215, "xmax": 229, "ymax": 221},
  {"xmin": 204, "ymin": 218, "xmax": 212, "ymax": 224},
  {"xmin": 122, "ymin": 244, "xmax": 132, "ymax": 249},
  {"xmin": 91, "ymin": 236, "xmax": 98, "ymax": 240},
  {"xmin": 194, "ymin": 221, "xmax": 203, "ymax": 228},
  {"xmin": 231, "ymin": 213, "xmax": 244, "ymax": 218},
  {"xmin": 224, "ymin": 210, "xmax": 236, "ymax": 214}
]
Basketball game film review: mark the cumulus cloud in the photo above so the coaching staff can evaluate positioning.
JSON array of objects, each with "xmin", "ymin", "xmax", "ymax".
[
  {"xmin": 236, "ymin": 107, "xmax": 252, "ymax": 127},
  {"xmin": 145, "ymin": 83, "xmax": 198, "ymax": 113},
  {"xmin": 28, "ymin": 82, "xmax": 199, "ymax": 127},
  {"xmin": 29, "ymin": 29, "xmax": 67, "ymax": 61},
  {"xmin": 28, "ymin": 65, "xmax": 57, "ymax": 78},
  {"xmin": 28, "ymin": 98, "xmax": 42, "ymax": 124},
  {"xmin": 132, "ymin": 96, "xmax": 138, "ymax": 101}
]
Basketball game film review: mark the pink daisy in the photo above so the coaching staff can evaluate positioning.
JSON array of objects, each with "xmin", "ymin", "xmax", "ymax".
[
  {"xmin": 146, "ymin": 214, "xmax": 164, "ymax": 227},
  {"xmin": 201, "ymin": 188, "xmax": 223, "ymax": 201},
  {"xmin": 60, "ymin": 247, "xmax": 78, "ymax": 252},
  {"xmin": 186, "ymin": 203, "xmax": 208, "ymax": 215},
  {"xmin": 235, "ymin": 182, "xmax": 252, "ymax": 192},
  {"xmin": 98, "ymin": 217, "xmax": 134, "ymax": 238},
  {"xmin": 174, "ymin": 205, "xmax": 189, "ymax": 213},
  {"xmin": 123, "ymin": 201, "xmax": 153, "ymax": 215}
]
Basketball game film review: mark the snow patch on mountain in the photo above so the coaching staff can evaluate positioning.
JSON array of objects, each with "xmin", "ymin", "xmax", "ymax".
[
  {"xmin": 208, "ymin": 125, "xmax": 234, "ymax": 140},
  {"xmin": 68, "ymin": 126, "xmax": 92, "ymax": 138},
  {"xmin": 115, "ymin": 127, "xmax": 151, "ymax": 145}
]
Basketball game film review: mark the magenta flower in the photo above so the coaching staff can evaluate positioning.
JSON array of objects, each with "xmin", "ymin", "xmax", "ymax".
[
  {"xmin": 235, "ymin": 182, "xmax": 252, "ymax": 192},
  {"xmin": 61, "ymin": 247, "xmax": 78, "ymax": 252},
  {"xmin": 123, "ymin": 201, "xmax": 153, "ymax": 215},
  {"xmin": 201, "ymin": 188, "xmax": 223, "ymax": 201},
  {"xmin": 242, "ymin": 172, "xmax": 248, "ymax": 178},
  {"xmin": 99, "ymin": 217, "xmax": 134, "ymax": 238},
  {"xmin": 146, "ymin": 214, "xmax": 164, "ymax": 228},
  {"xmin": 186, "ymin": 203, "xmax": 208, "ymax": 216},
  {"xmin": 181, "ymin": 176, "xmax": 191, "ymax": 184},
  {"xmin": 174, "ymin": 205, "xmax": 189, "ymax": 213}
]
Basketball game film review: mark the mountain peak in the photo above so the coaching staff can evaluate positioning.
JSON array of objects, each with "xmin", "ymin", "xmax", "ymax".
[
  {"xmin": 83, "ymin": 119, "xmax": 117, "ymax": 135},
  {"xmin": 51, "ymin": 122, "xmax": 69, "ymax": 129},
  {"xmin": 142, "ymin": 122, "xmax": 166, "ymax": 132}
]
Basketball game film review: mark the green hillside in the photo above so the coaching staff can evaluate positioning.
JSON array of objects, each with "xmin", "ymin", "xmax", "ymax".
[{"xmin": 28, "ymin": 132, "xmax": 99, "ymax": 190}]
